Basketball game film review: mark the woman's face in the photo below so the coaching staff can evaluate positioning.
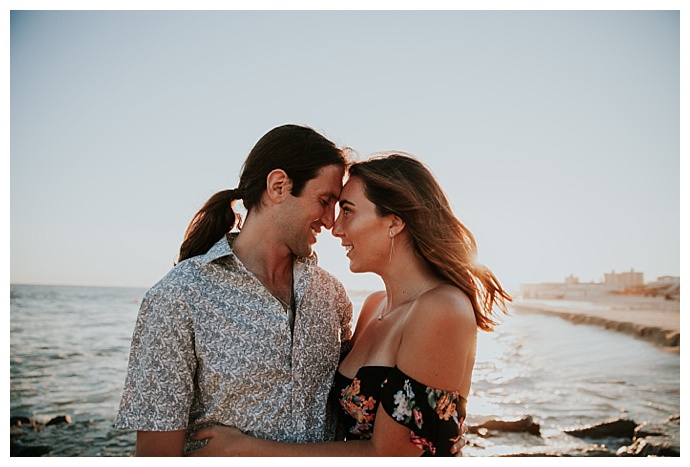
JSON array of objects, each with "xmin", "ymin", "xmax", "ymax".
[{"xmin": 332, "ymin": 177, "xmax": 391, "ymax": 274}]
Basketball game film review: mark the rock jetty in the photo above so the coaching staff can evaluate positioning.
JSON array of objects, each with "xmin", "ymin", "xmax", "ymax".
[
  {"xmin": 467, "ymin": 414, "xmax": 680, "ymax": 456},
  {"xmin": 511, "ymin": 296, "xmax": 680, "ymax": 350}
]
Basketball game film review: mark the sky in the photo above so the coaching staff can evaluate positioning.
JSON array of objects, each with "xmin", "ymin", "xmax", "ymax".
[{"xmin": 6, "ymin": 1, "xmax": 684, "ymax": 295}]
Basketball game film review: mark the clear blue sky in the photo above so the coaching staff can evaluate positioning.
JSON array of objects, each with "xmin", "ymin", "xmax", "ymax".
[{"xmin": 7, "ymin": 3, "xmax": 683, "ymax": 293}]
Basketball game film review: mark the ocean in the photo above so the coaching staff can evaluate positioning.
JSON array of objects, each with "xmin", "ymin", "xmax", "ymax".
[{"xmin": 9, "ymin": 284, "xmax": 680, "ymax": 457}]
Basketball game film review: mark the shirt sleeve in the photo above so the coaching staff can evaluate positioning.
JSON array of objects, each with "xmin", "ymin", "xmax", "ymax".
[
  {"xmin": 337, "ymin": 283, "xmax": 354, "ymax": 360},
  {"xmin": 114, "ymin": 283, "xmax": 197, "ymax": 431},
  {"xmin": 379, "ymin": 367, "xmax": 467, "ymax": 456}
]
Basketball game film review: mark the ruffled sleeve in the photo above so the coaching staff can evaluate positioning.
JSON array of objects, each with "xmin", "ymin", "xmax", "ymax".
[{"xmin": 379, "ymin": 366, "xmax": 466, "ymax": 456}]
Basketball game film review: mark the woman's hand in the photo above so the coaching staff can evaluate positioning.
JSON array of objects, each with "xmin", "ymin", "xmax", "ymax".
[{"xmin": 187, "ymin": 425, "xmax": 252, "ymax": 456}]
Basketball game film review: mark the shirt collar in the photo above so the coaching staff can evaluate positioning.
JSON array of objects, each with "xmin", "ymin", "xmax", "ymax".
[
  {"xmin": 197, "ymin": 233, "xmax": 236, "ymax": 266},
  {"xmin": 199, "ymin": 233, "xmax": 318, "ymax": 268}
]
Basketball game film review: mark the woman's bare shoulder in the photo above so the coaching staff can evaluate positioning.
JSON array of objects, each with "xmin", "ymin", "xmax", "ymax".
[
  {"xmin": 360, "ymin": 290, "xmax": 386, "ymax": 317},
  {"xmin": 411, "ymin": 284, "xmax": 476, "ymax": 328},
  {"xmin": 364, "ymin": 289, "xmax": 387, "ymax": 304},
  {"xmin": 397, "ymin": 284, "xmax": 477, "ymax": 391}
]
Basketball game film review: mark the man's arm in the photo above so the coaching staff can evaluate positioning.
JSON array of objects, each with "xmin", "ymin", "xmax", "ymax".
[{"xmin": 136, "ymin": 430, "xmax": 187, "ymax": 456}]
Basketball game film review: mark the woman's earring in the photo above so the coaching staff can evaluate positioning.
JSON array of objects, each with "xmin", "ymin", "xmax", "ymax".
[{"xmin": 389, "ymin": 230, "xmax": 395, "ymax": 262}]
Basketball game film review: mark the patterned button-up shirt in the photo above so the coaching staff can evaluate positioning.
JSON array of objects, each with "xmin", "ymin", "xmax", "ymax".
[{"xmin": 115, "ymin": 234, "xmax": 353, "ymax": 449}]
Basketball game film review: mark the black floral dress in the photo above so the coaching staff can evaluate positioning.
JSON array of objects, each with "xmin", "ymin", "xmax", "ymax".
[{"xmin": 330, "ymin": 366, "xmax": 466, "ymax": 456}]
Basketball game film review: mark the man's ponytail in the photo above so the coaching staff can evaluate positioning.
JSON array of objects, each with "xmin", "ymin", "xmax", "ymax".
[{"xmin": 177, "ymin": 188, "xmax": 242, "ymax": 263}]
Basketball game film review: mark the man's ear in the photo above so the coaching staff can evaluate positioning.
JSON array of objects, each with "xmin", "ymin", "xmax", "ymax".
[{"xmin": 266, "ymin": 169, "xmax": 293, "ymax": 203}]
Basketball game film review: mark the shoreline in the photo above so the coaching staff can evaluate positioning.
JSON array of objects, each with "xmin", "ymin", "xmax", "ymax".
[{"xmin": 510, "ymin": 295, "xmax": 680, "ymax": 351}]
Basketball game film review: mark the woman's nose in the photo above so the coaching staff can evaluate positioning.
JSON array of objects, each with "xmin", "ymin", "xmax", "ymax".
[{"xmin": 331, "ymin": 211, "xmax": 344, "ymax": 237}]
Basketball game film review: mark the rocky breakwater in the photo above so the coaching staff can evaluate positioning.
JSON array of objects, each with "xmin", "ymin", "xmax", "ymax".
[
  {"xmin": 466, "ymin": 414, "xmax": 680, "ymax": 456},
  {"xmin": 511, "ymin": 295, "xmax": 680, "ymax": 350},
  {"xmin": 565, "ymin": 415, "xmax": 680, "ymax": 456}
]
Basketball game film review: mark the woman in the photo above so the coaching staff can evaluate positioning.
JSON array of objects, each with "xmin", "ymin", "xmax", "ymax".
[{"xmin": 190, "ymin": 153, "xmax": 511, "ymax": 456}]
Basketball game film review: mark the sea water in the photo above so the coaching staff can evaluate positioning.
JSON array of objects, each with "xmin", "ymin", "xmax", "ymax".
[{"xmin": 9, "ymin": 284, "xmax": 680, "ymax": 456}]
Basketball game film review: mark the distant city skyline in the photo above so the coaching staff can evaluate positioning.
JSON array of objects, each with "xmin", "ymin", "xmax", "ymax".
[
  {"xmin": 8, "ymin": 6, "xmax": 681, "ymax": 294},
  {"xmin": 522, "ymin": 267, "xmax": 678, "ymax": 285},
  {"xmin": 520, "ymin": 266, "xmax": 680, "ymax": 301}
]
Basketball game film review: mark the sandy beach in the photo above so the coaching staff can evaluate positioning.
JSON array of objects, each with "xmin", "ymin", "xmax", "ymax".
[{"xmin": 511, "ymin": 295, "xmax": 680, "ymax": 351}]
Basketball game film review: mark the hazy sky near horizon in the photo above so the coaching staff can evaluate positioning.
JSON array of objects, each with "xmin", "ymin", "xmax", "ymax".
[{"xmin": 9, "ymin": 7, "xmax": 681, "ymax": 292}]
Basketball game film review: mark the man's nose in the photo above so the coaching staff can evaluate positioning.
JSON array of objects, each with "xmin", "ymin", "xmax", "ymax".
[{"xmin": 321, "ymin": 202, "xmax": 336, "ymax": 230}]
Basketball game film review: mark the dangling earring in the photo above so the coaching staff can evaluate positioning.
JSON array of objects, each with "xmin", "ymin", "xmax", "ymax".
[{"xmin": 389, "ymin": 230, "xmax": 395, "ymax": 262}]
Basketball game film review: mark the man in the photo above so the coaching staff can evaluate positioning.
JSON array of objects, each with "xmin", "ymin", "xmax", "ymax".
[{"xmin": 115, "ymin": 124, "xmax": 353, "ymax": 455}]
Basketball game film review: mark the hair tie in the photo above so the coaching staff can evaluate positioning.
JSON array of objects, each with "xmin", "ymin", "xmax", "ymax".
[{"xmin": 233, "ymin": 187, "xmax": 243, "ymax": 199}]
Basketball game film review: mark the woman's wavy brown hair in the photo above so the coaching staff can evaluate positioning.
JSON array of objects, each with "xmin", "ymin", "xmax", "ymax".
[{"xmin": 348, "ymin": 153, "xmax": 511, "ymax": 331}]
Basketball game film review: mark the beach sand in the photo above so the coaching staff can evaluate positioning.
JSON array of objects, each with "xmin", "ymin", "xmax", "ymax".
[{"xmin": 511, "ymin": 295, "xmax": 680, "ymax": 351}]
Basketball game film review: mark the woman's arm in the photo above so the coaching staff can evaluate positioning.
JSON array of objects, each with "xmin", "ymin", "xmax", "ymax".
[{"xmin": 136, "ymin": 430, "xmax": 187, "ymax": 456}]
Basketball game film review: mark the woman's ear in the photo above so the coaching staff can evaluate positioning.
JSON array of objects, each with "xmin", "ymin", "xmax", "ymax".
[
  {"xmin": 388, "ymin": 215, "xmax": 406, "ymax": 236},
  {"xmin": 266, "ymin": 169, "xmax": 292, "ymax": 203}
]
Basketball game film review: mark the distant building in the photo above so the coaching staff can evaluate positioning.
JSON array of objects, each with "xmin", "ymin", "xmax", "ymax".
[
  {"xmin": 520, "ymin": 274, "xmax": 604, "ymax": 299},
  {"xmin": 645, "ymin": 275, "xmax": 680, "ymax": 299},
  {"xmin": 654, "ymin": 276, "xmax": 680, "ymax": 287},
  {"xmin": 519, "ymin": 269, "xmax": 679, "ymax": 300},
  {"xmin": 603, "ymin": 269, "xmax": 644, "ymax": 290},
  {"xmin": 564, "ymin": 274, "xmax": 579, "ymax": 285}
]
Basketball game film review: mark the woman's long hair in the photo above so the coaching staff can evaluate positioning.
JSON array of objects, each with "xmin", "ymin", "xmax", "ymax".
[
  {"xmin": 348, "ymin": 153, "xmax": 511, "ymax": 331},
  {"xmin": 177, "ymin": 124, "xmax": 347, "ymax": 263}
]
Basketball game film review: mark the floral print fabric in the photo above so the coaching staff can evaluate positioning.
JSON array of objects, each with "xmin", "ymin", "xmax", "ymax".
[
  {"xmin": 332, "ymin": 366, "xmax": 466, "ymax": 456},
  {"xmin": 335, "ymin": 367, "xmax": 382, "ymax": 438},
  {"xmin": 115, "ymin": 234, "xmax": 353, "ymax": 451}
]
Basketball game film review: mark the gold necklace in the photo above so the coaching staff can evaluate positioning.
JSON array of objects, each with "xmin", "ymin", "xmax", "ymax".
[
  {"xmin": 378, "ymin": 281, "xmax": 431, "ymax": 320},
  {"xmin": 377, "ymin": 305, "xmax": 397, "ymax": 320}
]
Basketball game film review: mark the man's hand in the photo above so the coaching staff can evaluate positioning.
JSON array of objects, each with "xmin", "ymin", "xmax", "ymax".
[
  {"xmin": 449, "ymin": 420, "xmax": 469, "ymax": 456},
  {"xmin": 187, "ymin": 425, "xmax": 250, "ymax": 456}
]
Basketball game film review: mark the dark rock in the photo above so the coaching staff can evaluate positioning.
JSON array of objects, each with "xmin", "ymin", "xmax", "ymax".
[
  {"xmin": 10, "ymin": 413, "xmax": 73, "ymax": 456},
  {"xmin": 46, "ymin": 415, "xmax": 72, "ymax": 426},
  {"xmin": 617, "ymin": 437, "xmax": 680, "ymax": 457},
  {"xmin": 629, "ymin": 417, "xmax": 680, "ymax": 456},
  {"xmin": 565, "ymin": 419, "xmax": 637, "ymax": 440},
  {"xmin": 507, "ymin": 445, "xmax": 615, "ymax": 457},
  {"xmin": 10, "ymin": 416, "xmax": 34, "ymax": 426},
  {"xmin": 634, "ymin": 421, "xmax": 667, "ymax": 438},
  {"xmin": 470, "ymin": 415, "xmax": 541, "ymax": 436},
  {"xmin": 10, "ymin": 442, "xmax": 52, "ymax": 457},
  {"xmin": 575, "ymin": 445, "xmax": 617, "ymax": 457},
  {"xmin": 10, "ymin": 417, "xmax": 41, "ymax": 434}
]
